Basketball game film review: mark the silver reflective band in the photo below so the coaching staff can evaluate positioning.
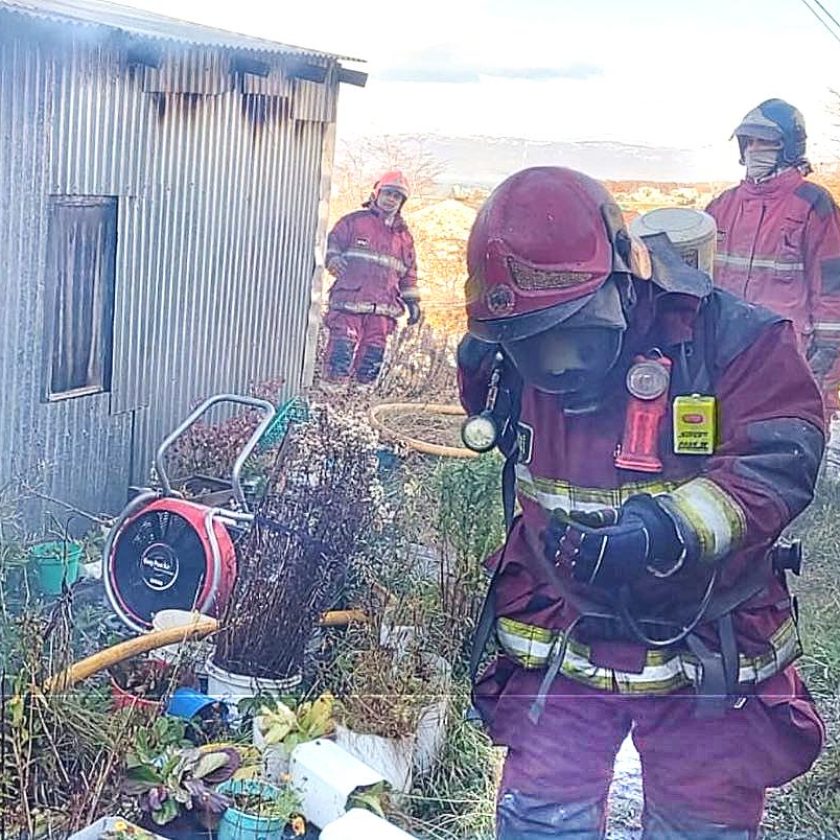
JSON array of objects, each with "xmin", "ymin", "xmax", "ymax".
[{"xmin": 714, "ymin": 253, "xmax": 804, "ymax": 272}]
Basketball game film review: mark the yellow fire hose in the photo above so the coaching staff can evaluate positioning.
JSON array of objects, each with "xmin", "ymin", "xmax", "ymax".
[
  {"xmin": 369, "ymin": 402, "xmax": 478, "ymax": 459},
  {"xmin": 45, "ymin": 609, "xmax": 369, "ymax": 693}
]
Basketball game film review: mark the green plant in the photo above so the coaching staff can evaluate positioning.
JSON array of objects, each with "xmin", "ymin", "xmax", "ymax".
[
  {"xmin": 228, "ymin": 785, "xmax": 301, "ymax": 822},
  {"xmin": 256, "ymin": 693, "xmax": 335, "ymax": 755},
  {"xmin": 129, "ymin": 717, "xmax": 192, "ymax": 764},
  {"xmin": 347, "ymin": 780, "xmax": 389, "ymax": 818},
  {"xmin": 124, "ymin": 746, "xmax": 241, "ymax": 825}
]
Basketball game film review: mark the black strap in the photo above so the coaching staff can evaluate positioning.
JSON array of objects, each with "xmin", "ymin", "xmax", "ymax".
[{"xmin": 468, "ymin": 373, "xmax": 521, "ymax": 685}]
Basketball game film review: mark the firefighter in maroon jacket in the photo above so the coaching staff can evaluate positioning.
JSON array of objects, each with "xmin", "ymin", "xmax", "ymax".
[
  {"xmin": 458, "ymin": 167, "xmax": 825, "ymax": 838},
  {"xmin": 322, "ymin": 170, "xmax": 421, "ymax": 385},
  {"xmin": 706, "ymin": 99, "xmax": 840, "ymax": 416}
]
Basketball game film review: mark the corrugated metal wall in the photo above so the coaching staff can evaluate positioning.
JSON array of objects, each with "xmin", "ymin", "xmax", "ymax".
[{"xmin": 0, "ymin": 20, "xmax": 338, "ymax": 517}]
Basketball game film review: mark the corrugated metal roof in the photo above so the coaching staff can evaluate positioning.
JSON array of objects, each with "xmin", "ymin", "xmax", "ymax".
[{"xmin": 0, "ymin": 0, "xmax": 362, "ymax": 62}]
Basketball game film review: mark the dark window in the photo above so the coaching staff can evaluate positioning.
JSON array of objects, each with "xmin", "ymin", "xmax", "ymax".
[{"xmin": 44, "ymin": 197, "xmax": 117, "ymax": 399}]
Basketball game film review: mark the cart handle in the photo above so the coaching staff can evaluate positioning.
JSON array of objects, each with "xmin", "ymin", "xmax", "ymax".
[{"xmin": 155, "ymin": 394, "xmax": 277, "ymax": 512}]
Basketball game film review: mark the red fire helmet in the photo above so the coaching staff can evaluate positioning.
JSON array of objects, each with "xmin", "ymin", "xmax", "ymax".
[
  {"xmin": 374, "ymin": 170, "xmax": 410, "ymax": 200},
  {"xmin": 466, "ymin": 166, "xmax": 631, "ymax": 343}
]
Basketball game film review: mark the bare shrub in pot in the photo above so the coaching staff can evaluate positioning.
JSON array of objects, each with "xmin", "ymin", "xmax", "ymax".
[{"xmin": 213, "ymin": 405, "xmax": 392, "ymax": 682}]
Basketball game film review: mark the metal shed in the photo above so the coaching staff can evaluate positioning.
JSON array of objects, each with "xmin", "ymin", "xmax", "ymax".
[{"xmin": 0, "ymin": 0, "xmax": 365, "ymax": 517}]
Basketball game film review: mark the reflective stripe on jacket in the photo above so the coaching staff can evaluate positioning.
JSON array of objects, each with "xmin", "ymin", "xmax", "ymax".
[
  {"xmin": 497, "ymin": 613, "xmax": 800, "ymax": 694},
  {"xmin": 325, "ymin": 207, "xmax": 419, "ymax": 315},
  {"xmin": 706, "ymin": 168, "xmax": 840, "ymax": 409},
  {"xmin": 458, "ymin": 287, "xmax": 825, "ymax": 697}
]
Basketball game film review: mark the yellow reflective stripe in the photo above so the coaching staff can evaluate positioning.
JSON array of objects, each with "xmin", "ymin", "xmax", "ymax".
[
  {"xmin": 667, "ymin": 478, "xmax": 746, "ymax": 561},
  {"xmin": 715, "ymin": 253, "xmax": 804, "ymax": 272},
  {"xmin": 515, "ymin": 465, "xmax": 681, "ymax": 513},
  {"xmin": 497, "ymin": 618, "xmax": 691, "ymax": 693},
  {"xmin": 344, "ymin": 248, "xmax": 408, "ymax": 274},
  {"xmin": 496, "ymin": 616, "xmax": 799, "ymax": 695}
]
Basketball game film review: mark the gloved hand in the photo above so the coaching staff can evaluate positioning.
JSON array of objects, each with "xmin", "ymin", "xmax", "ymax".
[
  {"xmin": 326, "ymin": 255, "xmax": 348, "ymax": 278},
  {"xmin": 406, "ymin": 299, "xmax": 422, "ymax": 326},
  {"xmin": 545, "ymin": 495, "xmax": 685, "ymax": 589}
]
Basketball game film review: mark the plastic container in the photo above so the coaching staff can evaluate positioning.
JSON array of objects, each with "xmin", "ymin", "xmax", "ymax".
[
  {"xmin": 206, "ymin": 656, "xmax": 302, "ymax": 707},
  {"xmin": 29, "ymin": 540, "xmax": 82, "ymax": 595},
  {"xmin": 216, "ymin": 780, "xmax": 290, "ymax": 840},
  {"xmin": 152, "ymin": 609, "xmax": 206, "ymax": 664},
  {"xmin": 335, "ymin": 654, "xmax": 451, "ymax": 789},
  {"xmin": 110, "ymin": 659, "xmax": 169, "ymax": 716},
  {"xmin": 67, "ymin": 817, "xmax": 169, "ymax": 840},
  {"xmin": 320, "ymin": 808, "xmax": 417, "ymax": 839},
  {"xmin": 166, "ymin": 686, "xmax": 220, "ymax": 720},
  {"xmin": 289, "ymin": 739, "xmax": 384, "ymax": 829},
  {"xmin": 334, "ymin": 725, "xmax": 413, "ymax": 793}
]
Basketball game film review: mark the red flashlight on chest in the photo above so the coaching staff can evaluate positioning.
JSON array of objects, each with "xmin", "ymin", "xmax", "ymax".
[{"xmin": 615, "ymin": 353, "xmax": 672, "ymax": 473}]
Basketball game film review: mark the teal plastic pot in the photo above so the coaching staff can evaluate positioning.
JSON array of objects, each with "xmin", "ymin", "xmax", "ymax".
[
  {"xmin": 29, "ymin": 541, "xmax": 82, "ymax": 595},
  {"xmin": 217, "ymin": 780, "xmax": 291, "ymax": 840}
]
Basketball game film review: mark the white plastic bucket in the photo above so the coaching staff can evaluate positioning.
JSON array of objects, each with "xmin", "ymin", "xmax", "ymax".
[
  {"xmin": 151, "ymin": 609, "xmax": 205, "ymax": 664},
  {"xmin": 205, "ymin": 656, "xmax": 302, "ymax": 706}
]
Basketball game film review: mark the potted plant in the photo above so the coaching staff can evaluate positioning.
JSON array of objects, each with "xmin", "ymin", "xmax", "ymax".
[
  {"xmin": 253, "ymin": 693, "xmax": 335, "ymax": 782},
  {"xmin": 123, "ymin": 744, "xmax": 242, "ymax": 829},
  {"xmin": 215, "ymin": 779, "xmax": 307, "ymax": 840},
  {"xmin": 109, "ymin": 658, "xmax": 197, "ymax": 717},
  {"xmin": 333, "ymin": 642, "xmax": 450, "ymax": 793},
  {"xmin": 210, "ymin": 407, "xmax": 392, "ymax": 700}
]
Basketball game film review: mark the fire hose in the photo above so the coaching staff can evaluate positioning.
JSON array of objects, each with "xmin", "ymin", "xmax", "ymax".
[
  {"xmin": 369, "ymin": 402, "xmax": 478, "ymax": 459},
  {"xmin": 45, "ymin": 609, "xmax": 368, "ymax": 693}
]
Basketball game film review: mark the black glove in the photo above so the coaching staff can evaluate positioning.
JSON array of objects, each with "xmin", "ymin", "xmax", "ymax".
[
  {"xmin": 545, "ymin": 495, "xmax": 685, "ymax": 589},
  {"xmin": 406, "ymin": 299, "xmax": 422, "ymax": 326}
]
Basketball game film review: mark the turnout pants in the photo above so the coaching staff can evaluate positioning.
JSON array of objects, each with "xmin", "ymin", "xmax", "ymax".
[
  {"xmin": 323, "ymin": 310, "xmax": 396, "ymax": 384},
  {"xmin": 487, "ymin": 666, "xmax": 824, "ymax": 839}
]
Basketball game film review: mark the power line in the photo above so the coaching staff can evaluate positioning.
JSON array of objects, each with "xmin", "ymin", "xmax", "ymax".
[
  {"xmin": 812, "ymin": 0, "xmax": 840, "ymax": 33},
  {"xmin": 797, "ymin": 0, "xmax": 840, "ymax": 46}
]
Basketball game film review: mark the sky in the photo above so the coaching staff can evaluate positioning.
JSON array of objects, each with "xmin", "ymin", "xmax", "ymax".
[{"xmin": 119, "ymin": 0, "xmax": 840, "ymax": 180}]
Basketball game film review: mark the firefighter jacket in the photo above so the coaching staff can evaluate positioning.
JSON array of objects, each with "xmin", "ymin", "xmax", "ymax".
[
  {"xmin": 458, "ymin": 283, "xmax": 824, "ymax": 731},
  {"xmin": 325, "ymin": 206, "xmax": 419, "ymax": 319},
  {"xmin": 706, "ymin": 169, "xmax": 840, "ymax": 411}
]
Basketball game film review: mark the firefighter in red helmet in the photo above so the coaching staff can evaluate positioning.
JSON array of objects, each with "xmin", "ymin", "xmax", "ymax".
[
  {"xmin": 459, "ymin": 167, "xmax": 825, "ymax": 838},
  {"xmin": 706, "ymin": 99, "xmax": 840, "ymax": 421},
  {"xmin": 322, "ymin": 170, "xmax": 421, "ymax": 386}
]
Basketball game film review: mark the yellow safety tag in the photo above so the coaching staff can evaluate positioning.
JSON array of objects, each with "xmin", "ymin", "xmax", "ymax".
[{"xmin": 673, "ymin": 394, "xmax": 716, "ymax": 455}]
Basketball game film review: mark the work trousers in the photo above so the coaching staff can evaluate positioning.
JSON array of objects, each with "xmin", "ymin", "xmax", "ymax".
[
  {"xmin": 323, "ymin": 310, "xmax": 396, "ymax": 384},
  {"xmin": 485, "ymin": 666, "xmax": 824, "ymax": 839}
]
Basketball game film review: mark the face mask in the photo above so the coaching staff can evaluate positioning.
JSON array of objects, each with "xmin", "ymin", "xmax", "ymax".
[
  {"xmin": 501, "ymin": 280, "xmax": 627, "ymax": 412},
  {"xmin": 744, "ymin": 147, "xmax": 780, "ymax": 181},
  {"xmin": 503, "ymin": 325, "xmax": 623, "ymax": 410}
]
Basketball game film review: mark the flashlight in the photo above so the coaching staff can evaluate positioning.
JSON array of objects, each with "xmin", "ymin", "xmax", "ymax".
[
  {"xmin": 615, "ymin": 352, "xmax": 672, "ymax": 473},
  {"xmin": 462, "ymin": 352, "xmax": 505, "ymax": 453}
]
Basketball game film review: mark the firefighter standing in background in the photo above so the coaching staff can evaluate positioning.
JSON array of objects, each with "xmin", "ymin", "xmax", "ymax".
[
  {"xmin": 458, "ymin": 167, "xmax": 825, "ymax": 838},
  {"xmin": 706, "ymin": 99, "xmax": 840, "ymax": 419},
  {"xmin": 322, "ymin": 170, "xmax": 421, "ymax": 386}
]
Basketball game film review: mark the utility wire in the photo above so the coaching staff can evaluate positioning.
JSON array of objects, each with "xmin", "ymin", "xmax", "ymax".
[
  {"xmin": 812, "ymin": 0, "xmax": 840, "ymax": 33},
  {"xmin": 798, "ymin": 0, "xmax": 840, "ymax": 45}
]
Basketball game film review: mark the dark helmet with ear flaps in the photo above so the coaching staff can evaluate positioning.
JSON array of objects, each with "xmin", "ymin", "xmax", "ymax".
[
  {"xmin": 732, "ymin": 99, "xmax": 807, "ymax": 166},
  {"xmin": 465, "ymin": 167, "xmax": 635, "ymax": 343}
]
